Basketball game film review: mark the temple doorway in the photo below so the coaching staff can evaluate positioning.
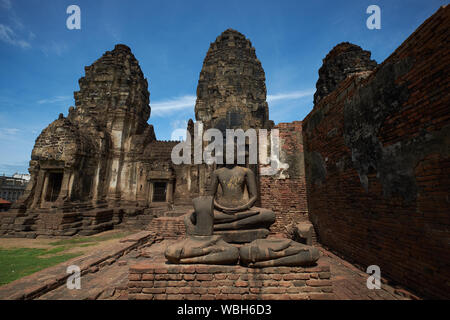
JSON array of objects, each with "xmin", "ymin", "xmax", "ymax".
[
  {"xmin": 45, "ymin": 172, "xmax": 63, "ymax": 202},
  {"xmin": 152, "ymin": 181, "xmax": 167, "ymax": 202}
]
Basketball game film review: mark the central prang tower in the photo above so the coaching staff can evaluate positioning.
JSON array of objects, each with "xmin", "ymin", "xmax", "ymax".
[{"xmin": 194, "ymin": 29, "xmax": 273, "ymax": 133}]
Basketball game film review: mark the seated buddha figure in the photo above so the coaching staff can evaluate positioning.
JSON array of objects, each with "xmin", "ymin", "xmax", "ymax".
[
  {"xmin": 211, "ymin": 155, "xmax": 276, "ymax": 243},
  {"xmin": 165, "ymin": 196, "xmax": 239, "ymax": 265}
]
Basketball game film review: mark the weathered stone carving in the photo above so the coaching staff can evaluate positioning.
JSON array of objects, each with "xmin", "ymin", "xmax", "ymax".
[
  {"xmin": 211, "ymin": 164, "xmax": 275, "ymax": 243},
  {"xmin": 166, "ymin": 166, "xmax": 320, "ymax": 267},
  {"xmin": 286, "ymin": 221, "xmax": 315, "ymax": 245},
  {"xmin": 165, "ymin": 196, "xmax": 239, "ymax": 264},
  {"xmin": 314, "ymin": 42, "xmax": 377, "ymax": 105},
  {"xmin": 195, "ymin": 29, "xmax": 273, "ymax": 132},
  {"xmin": 240, "ymin": 238, "xmax": 319, "ymax": 267}
]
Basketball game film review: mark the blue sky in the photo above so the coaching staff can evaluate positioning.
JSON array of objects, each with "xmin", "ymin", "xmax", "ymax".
[{"xmin": 0, "ymin": 0, "xmax": 446, "ymax": 175}]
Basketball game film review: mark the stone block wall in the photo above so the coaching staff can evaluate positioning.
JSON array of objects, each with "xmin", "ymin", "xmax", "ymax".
[
  {"xmin": 260, "ymin": 121, "xmax": 309, "ymax": 234},
  {"xmin": 128, "ymin": 261, "xmax": 333, "ymax": 300},
  {"xmin": 302, "ymin": 6, "xmax": 449, "ymax": 299}
]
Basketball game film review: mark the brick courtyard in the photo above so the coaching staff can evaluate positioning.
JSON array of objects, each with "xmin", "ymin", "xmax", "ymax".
[{"xmin": 0, "ymin": 232, "xmax": 418, "ymax": 300}]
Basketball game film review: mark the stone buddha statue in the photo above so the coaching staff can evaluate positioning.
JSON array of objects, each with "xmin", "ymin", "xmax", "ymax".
[
  {"xmin": 165, "ymin": 147, "xmax": 319, "ymax": 267},
  {"xmin": 165, "ymin": 196, "xmax": 239, "ymax": 265},
  {"xmin": 211, "ymin": 160, "xmax": 276, "ymax": 243}
]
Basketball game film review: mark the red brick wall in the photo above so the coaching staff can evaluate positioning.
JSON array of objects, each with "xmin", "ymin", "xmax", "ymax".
[
  {"xmin": 302, "ymin": 6, "xmax": 449, "ymax": 299},
  {"xmin": 259, "ymin": 121, "xmax": 309, "ymax": 234}
]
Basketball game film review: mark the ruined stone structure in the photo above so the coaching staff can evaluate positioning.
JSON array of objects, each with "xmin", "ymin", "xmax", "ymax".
[
  {"xmin": 195, "ymin": 29, "xmax": 273, "ymax": 132},
  {"xmin": 1, "ymin": 5, "xmax": 449, "ymax": 300},
  {"xmin": 303, "ymin": 6, "xmax": 450, "ymax": 299},
  {"xmin": 0, "ymin": 45, "xmax": 202, "ymax": 237},
  {"xmin": 259, "ymin": 121, "xmax": 310, "ymax": 234},
  {"xmin": 313, "ymin": 42, "xmax": 377, "ymax": 105},
  {"xmin": 0, "ymin": 29, "xmax": 298, "ymax": 239}
]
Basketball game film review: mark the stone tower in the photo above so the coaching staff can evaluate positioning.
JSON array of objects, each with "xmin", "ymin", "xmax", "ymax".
[
  {"xmin": 2, "ymin": 44, "xmax": 160, "ymax": 236},
  {"xmin": 68, "ymin": 44, "xmax": 153, "ymax": 204},
  {"xmin": 195, "ymin": 29, "xmax": 273, "ymax": 132},
  {"xmin": 72, "ymin": 44, "xmax": 150, "ymax": 131},
  {"xmin": 314, "ymin": 42, "xmax": 377, "ymax": 105}
]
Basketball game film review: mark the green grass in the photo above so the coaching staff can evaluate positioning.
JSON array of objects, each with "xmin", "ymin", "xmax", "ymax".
[
  {"xmin": 0, "ymin": 247, "xmax": 81, "ymax": 285},
  {"xmin": 0, "ymin": 231, "xmax": 133, "ymax": 285}
]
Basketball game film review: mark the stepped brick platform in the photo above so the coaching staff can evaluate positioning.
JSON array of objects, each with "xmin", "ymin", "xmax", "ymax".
[
  {"xmin": 147, "ymin": 216, "xmax": 186, "ymax": 240},
  {"xmin": 128, "ymin": 259, "xmax": 333, "ymax": 300}
]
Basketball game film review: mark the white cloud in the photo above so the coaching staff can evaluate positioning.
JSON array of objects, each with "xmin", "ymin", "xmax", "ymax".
[
  {"xmin": 9, "ymin": 10, "xmax": 24, "ymax": 30},
  {"xmin": 37, "ymin": 95, "xmax": 72, "ymax": 105},
  {"xmin": 0, "ymin": 24, "xmax": 30, "ymax": 48},
  {"xmin": 0, "ymin": 162, "xmax": 29, "ymax": 176},
  {"xmin": 0, "ymin": 0, "xmax": 33, "ymax": 47},
  {"xmin": 151, "ymin": 95, "xmax": 196, "ymax": 116},
  {"xmin": 0, "ymin": 128, "xmax": 20, "ymax": 138},
  {"xmin": 41, "ymin": 41, "xmax": 68, "ymax": 56},
  {"xmin": 150, "ymin": 89, "xmax": 314, "ymax": 117},
  {"xmin": 267, "ymin": 89, "xmax": 315, "ymax": 103},
  {"xmin": 0, "ymin": 0, "xmax": 11, "ymax": 9},
  {"xmin": 170, "ymin": 119, "xmax": 188, "ymax": 129}
]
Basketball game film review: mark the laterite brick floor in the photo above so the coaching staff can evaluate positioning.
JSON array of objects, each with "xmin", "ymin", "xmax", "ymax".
[{"xmin": 37, "ymin": 239, "xmax": 417, "ymax": 300}]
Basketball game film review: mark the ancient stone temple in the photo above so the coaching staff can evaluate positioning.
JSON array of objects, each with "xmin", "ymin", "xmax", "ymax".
[
  {"xmin": 1, "ymin": 45, "xmax": 194, "ymax": 237},
  {"xmin": 0, "ymin": 29, "xmax": 301, "ymax": 239},
  {"xmin": 1, "ymin": 5, "xmax": 449, "ymax": 300},
  {"xmin": 0, "ymin": 45, "xmax": 149, "ymax": 235}
]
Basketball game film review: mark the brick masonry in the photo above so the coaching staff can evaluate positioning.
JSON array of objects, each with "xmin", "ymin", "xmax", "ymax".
[
  {"xmin": 302, "ymin": 6, "xmax": 450, "ymax": 299},
  {"xmin": 128, "ymin": 260, "xmax": 333, "ymax": 300},
  {"xmin": 147, "ymin": 216, "xmax": 186, "ymax": 240},
  {"xmin": 260, "ymin": 121, "xmax": 310, "ymax": 235}
]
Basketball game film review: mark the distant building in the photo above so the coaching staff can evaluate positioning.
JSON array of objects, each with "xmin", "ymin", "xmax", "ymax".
[
  {"xmin": 12, "ymin": 173, "xmax": 31, "ymax": 182},
  {"xmin": 0, "ymin": 173, "xmax": 29, "ymax": 203},
  {"xmin": 0, "ymin": 198, "xmax": 11, "ymax": 212}
]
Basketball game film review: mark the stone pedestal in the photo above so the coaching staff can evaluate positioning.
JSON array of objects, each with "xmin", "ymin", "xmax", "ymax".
[
  {"xmin": 128, "ymin": 260, "xmax": 333, "ymax": 300},
  {"xmin": 215, "ymin": 229, "xmax": 269, "ymax": 243}
]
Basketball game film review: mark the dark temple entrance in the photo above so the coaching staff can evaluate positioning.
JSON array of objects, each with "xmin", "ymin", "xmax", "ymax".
[
  {"xmin": 45, "ymin": 172, "xmax": 63, "ymax": 202},
  {"xmin": 152, "ymin": 182, "xmax": 167, "ymax": 202}
]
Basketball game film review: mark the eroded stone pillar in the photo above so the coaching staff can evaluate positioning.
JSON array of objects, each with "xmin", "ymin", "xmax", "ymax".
[
  {"xmin": 167, "ymin": 181, "xmax": 174, "ymax": 203},
  {"xmin": 56, "ymin": 169, "xmax": 72, "ymax": 203},
  {"xmin": 31, "ymin": 170, "xmax": 46, "ymax": 209}
]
